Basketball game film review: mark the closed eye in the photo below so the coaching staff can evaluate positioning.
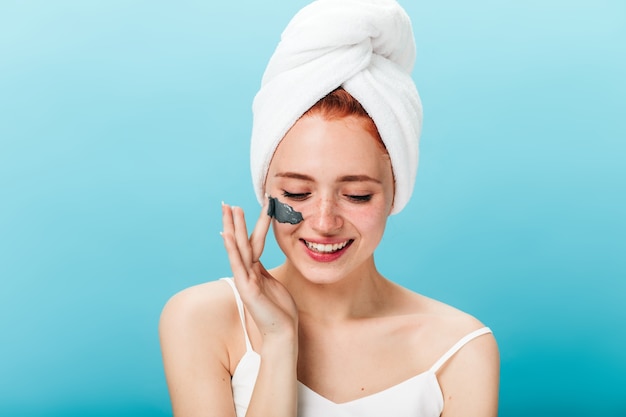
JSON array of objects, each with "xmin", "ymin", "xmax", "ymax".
[
  {"xmin": 346, "ymin": 194, "xmax": 372, "ymax": 203},
  {"xmin": 282, "ymin": 190, "xmax": 311, "ymax": 201}
]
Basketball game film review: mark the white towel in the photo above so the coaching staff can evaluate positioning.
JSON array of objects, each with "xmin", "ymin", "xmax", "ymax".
[{"xmin": 250, "ymin": 0, "xmax": 422, "ymax": 214}]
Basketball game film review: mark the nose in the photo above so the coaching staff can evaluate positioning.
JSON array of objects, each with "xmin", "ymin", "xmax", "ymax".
[{"xmin": 310, "ymin": 195, "xmax": 343, "ymax": 234}]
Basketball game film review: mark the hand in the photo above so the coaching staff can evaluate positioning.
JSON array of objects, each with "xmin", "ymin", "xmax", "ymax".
[{"xmin": 221, "ymin": 201, "xmax": 298, "ymax": 341}]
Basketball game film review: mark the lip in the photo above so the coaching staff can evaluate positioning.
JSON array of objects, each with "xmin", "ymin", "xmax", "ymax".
[{"xmin": 300, "ymin": 238, "xmax": 353, "ymax": 263}]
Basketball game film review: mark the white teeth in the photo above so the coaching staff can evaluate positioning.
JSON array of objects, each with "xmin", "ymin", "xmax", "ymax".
[{"xmin": 305, "ymin": 240, "xmax": 349, "ymax": 253}]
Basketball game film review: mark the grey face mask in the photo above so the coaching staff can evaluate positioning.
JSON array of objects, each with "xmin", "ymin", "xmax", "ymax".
[{"xmin": 267, "ymin": 196, "xmax": 304, "ymax": 225}]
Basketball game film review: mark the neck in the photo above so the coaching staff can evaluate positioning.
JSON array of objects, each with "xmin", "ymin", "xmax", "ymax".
[{"xmin": 271, "ymin": 258, "xmax": 393, "ymax": 322}]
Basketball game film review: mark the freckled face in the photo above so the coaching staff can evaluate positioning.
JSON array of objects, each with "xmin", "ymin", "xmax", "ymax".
[{"xmin": 265, "ymin": 114, "xmax": 394, "ymax": 284}]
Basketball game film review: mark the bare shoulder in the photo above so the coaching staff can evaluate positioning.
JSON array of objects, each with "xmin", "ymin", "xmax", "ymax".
[
  {"xmin": 435, "ymin": 307, "xmax": 500, "ymax": 417},
  {"xmin": 159, "ymin": 279, "xmax": 242, "ymax": 416},
  {"xmin": 398, "ymin": 288, "xmax": 499, "ymax": 416},
  {"xmin": 160, "ymin": 279, "xmax": 237, "ymax": 333},
  {"xmin": 428, "ymin": 296, "xmax": 498, "ymax": 362},
  {"xmin": 424, "ymin": 297, "xmax": 499, "ymax": 375},
  {"xmin": 159, "ymin": 281, "xmax": 239, "ymax": 338},
  {"xmin": 396, "ymin": 284, "xmax": 491, "ymax": 340},
  {"xmin": 159, "ymin": 279, "xmax": 243, "ymax": 372}
]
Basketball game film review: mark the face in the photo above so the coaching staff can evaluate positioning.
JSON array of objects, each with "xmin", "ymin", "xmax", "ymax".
[{"xmin": 265, "ymin": 114, "xmax": 395, "ymax": 285}]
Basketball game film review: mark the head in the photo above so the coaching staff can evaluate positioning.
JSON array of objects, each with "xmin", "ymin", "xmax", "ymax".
[
  {"xmin": 264, "ymin": 88, "xmax": 395, "ymax": 284},
  {"xmin": 251, "ymin": 0, "xmax": 421, "ymax": 215}
]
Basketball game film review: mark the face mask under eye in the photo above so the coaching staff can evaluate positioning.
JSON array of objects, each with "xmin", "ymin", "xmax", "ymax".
[{"xmin": 267, "ymin": 195, "xmax": 304, "ymax": 224}]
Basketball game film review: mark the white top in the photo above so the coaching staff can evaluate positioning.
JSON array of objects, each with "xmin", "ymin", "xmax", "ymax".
[{"xmin": 222, "ymin": 278, "xmax": 492, "ymax": 417}]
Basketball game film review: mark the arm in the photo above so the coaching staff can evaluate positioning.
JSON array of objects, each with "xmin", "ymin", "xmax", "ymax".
[
  {"xmin": 438, "ymin": 332, "xmax": 500, "ymax": 417},
  {"xmin": 160, "ymin": 202, "xmax": 299, "ymax": 417},
  {"xmin": 221, "ymin": 202, "xmax": 299, "ymax": 417}
]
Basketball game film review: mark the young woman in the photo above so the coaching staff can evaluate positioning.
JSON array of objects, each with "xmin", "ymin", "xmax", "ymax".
[{"xmin": 159, "ymin": 1, "xmax": 499, "ymax": 417}]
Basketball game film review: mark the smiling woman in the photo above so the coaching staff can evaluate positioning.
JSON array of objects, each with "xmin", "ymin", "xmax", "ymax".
[{"xmin": 158, "ymin": 1, "xmax": 499, "ymax": 416}]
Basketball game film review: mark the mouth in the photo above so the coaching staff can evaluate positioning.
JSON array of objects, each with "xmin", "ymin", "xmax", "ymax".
[{"xmin": 303, "ymin": 239, "xmax": 353, "ymax": 254}]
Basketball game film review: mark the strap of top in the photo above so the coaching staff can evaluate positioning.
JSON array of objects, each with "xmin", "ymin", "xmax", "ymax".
[
  {"xmin": 221, "ymin": 278, "xmax": 253, "ymax": 352},
  {"xmin": 429, "ymin": 327, "xmax": 492, "ymax": 373}
]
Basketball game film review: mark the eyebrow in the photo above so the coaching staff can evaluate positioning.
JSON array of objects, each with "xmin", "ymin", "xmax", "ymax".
[
  {"xmin": 274, "ymin": 172, "xmax": 381, "ymax": 184},
  {"xmin": 339, "ymin": 175, "xmax": 382, "ymax": 184},
  {"xmin": 275, "ymin": 172, "xmax": 313, "ymax": 181}
]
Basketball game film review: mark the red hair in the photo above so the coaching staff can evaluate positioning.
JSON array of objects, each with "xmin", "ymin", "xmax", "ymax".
[{"xmin": 304, "ymin": 87, "xmax": 386, "ymax": 151}]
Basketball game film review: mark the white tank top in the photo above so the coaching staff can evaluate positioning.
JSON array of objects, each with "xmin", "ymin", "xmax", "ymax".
[{"xmin": 222, "ymin": 278, "xmax": 492, "ymax": 417}]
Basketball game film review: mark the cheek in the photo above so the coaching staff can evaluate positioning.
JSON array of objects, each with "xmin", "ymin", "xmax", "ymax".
[
  {"xmin": 344, "ymin": 201, "xmax": 389, "ymax": 234},
  {"xmin": 271, "ymin": 222, "xmax": 303, "ymax": 256},
  {"xmin": 361, "ymin": 209, "xmax": 388, "ymax": 232}
]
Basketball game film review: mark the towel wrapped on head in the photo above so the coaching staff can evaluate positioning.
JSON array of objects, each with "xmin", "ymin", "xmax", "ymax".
[{"xmin": 250, "ymin": 0, "xmax": 422, "ymax": 214}]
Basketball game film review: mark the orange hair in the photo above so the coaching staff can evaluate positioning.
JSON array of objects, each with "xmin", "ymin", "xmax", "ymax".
[{"xmin": 304, "ymin": 87, "xmax": 386, "ymax": 151}]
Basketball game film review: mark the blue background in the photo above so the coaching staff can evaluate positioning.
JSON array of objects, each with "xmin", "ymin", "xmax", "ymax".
[{"xmin": 1, "ymin": 0, "xmax": 624, "ymax": 416}]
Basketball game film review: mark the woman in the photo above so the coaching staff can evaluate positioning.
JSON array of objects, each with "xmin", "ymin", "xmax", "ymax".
[{"xmin": 159, "ymin": 1, "xmax": 499, "ymax": 416}]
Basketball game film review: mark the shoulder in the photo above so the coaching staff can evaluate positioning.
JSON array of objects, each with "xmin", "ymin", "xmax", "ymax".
[
  {"xmin": 395, "ymin": 284, "xmax": 491, "ymax": 344},
  {"xmin": 394, "ymin": 284, "xmax": 498, "ymax": 373},
  {"xmin": 421, "ymin": 296, "xmax": 492, "ymax": 347},
  {"xmin": 159, "ymin": 279, "xmax": 246, "ymax": 415},
  {"xmin": 400, "ymin": 290, "xmax": 499, "ymax": 416},
  {"xmin": 159, "ymin": 279, "xmax": 242, "ymax": 366},
  {"xmin": 436, "ymin": 317, "xmax": 500, "ymax": 416},
  {"xmin": 163, "ymin": 280, "xmax": 235, "ymax": 316},
  {"xmin": 160, "ymin": 279, "xmax": 236, "ymax": 334}
]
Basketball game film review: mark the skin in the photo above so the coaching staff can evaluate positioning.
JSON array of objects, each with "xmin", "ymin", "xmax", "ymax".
[{"xmin": 159, "ymin": 114, "xmax": 500, "ymax": 417}]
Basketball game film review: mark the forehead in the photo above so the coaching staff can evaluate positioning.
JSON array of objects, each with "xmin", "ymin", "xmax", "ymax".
[{"xmin": 269, "ymin": 115, "xmax": 391, "ymax": 175}]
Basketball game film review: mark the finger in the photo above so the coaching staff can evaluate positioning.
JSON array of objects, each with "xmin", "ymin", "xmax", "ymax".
[
  {"xmin": 249, "ymin": 196, "xmax": 272, "ymax": 263},
  {"xmin": 223, "ymin": 234, "xmax": 261, "ymax": 297},
  {"xmin": 221, "ymin": 201, "xmax": 235, "ymax": 236},
  {"xmin": 221, "ymin": 204, "xmax": 250, "ymax": 281},
  {"xmin": 232, "ymin": 206, "xmax": 253, "ymax": 267}
]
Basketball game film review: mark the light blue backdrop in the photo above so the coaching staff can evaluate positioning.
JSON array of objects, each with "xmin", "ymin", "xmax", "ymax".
[{"xmin": 1, "ymin": 1, "xmax": 624, "ymax": 416}]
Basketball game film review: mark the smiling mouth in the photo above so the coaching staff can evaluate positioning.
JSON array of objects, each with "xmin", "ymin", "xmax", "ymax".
[{"xmin": 303, "ymin": 239, "xmax": 352, "ymax": 254}]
